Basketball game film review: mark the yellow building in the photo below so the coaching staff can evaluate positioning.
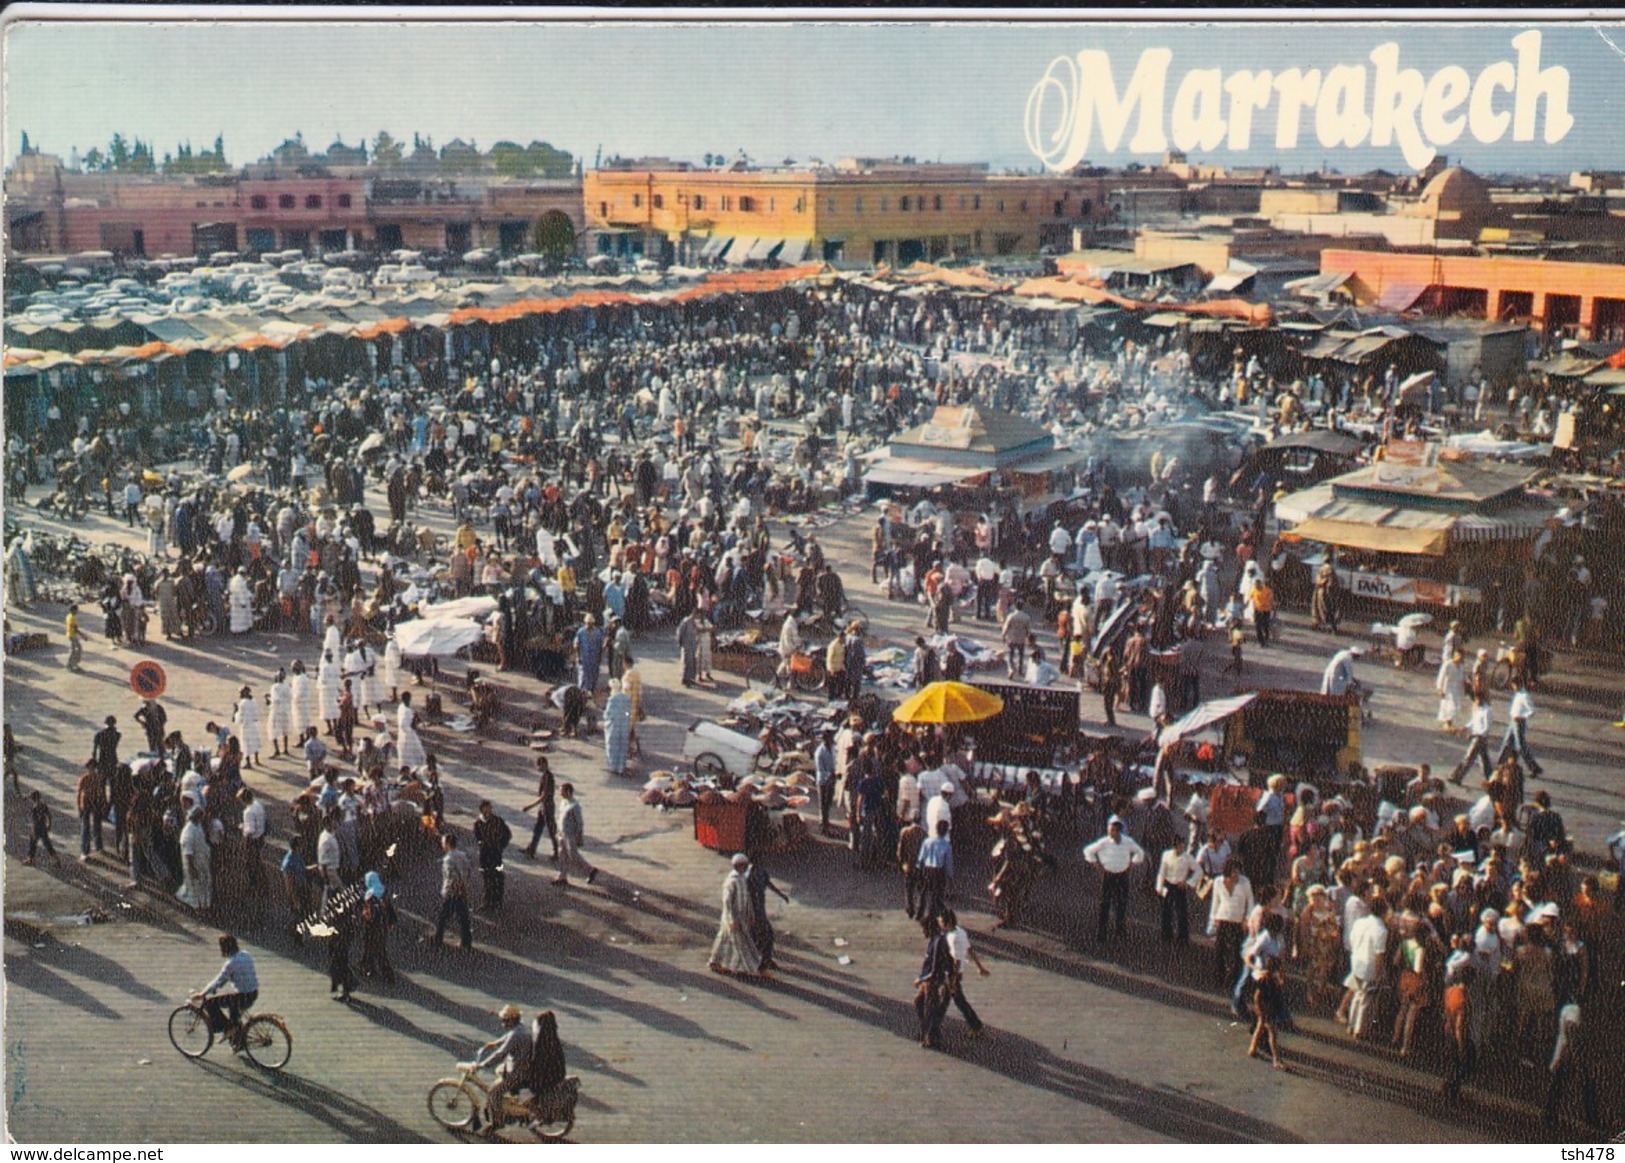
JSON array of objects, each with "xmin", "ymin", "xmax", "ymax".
[{"xmin": 582, "ymin": 159, "xmax": 1124, "ymax": 266}]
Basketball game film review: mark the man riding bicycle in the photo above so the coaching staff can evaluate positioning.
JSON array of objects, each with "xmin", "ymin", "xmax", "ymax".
[
  {"xmin": 466, "ymin": 1003, "xmax": 532, "ymax": 1134},
  {"xmin": 193, "ymin": 934, "xmax": 258, "ymax": 1049}
]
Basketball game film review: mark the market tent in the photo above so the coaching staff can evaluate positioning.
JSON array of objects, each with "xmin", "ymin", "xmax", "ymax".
[
  {"xmin": 862, "ymin": 458, "xmax": 981, "ymax": 488},
  {"xmin": 1160, "ymin": 693, "xmax": 1259, "ymax": 746},
  {"xmin": 395, "ymin": 617, "xmax": 485, "ymax": 657},
  {"xmin": 419, "ymin": 595, "xmax": 499, "ymax": 621},
  {"xmin": 1290, "ymin": 517, "xmax": 1448, "ymax": 556}
]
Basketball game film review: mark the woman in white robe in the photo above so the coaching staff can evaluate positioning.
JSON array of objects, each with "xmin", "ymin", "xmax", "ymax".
[
  {"xmin": 708, "ymin": 855, "xmax": 763, "ymax": 977},
  {"xmin": 317, "ymin": 650, "xmax": 342, "ymax": 734},
  {"xmin": 234, "ymin": 685, "xmax": 263, "ymax": 767},
  {"xmin": 176, "ymin": 810, "xmax": 213, "ymax": 910},
  {"xmin": 266, "ymin": 669, "xmax": 293, "ymax": 757},
  {"xmin": 289, "ymin": 660, "xmax": 316, "ymax": 742},
  {"xmin": 396, "ymin": 691, "xmax": 427, "ymax": 772},
  {"xmin": 382, "ymin": 634, "xmax": 403, "ymax": 701},
  {"xmin": 228, "ymin": 568, "xmax": 254, "ymax": 634},
  {"xmin": 1435, "ymin": 649, "xmax": 1466, "ymax": 733},
  {"xmin": 322, "ymin": 617, "xmax": 343, "ymax": 662},
  {"xmin": 355, "ymin": 642, "xmax": 387, "ymax": 712}
]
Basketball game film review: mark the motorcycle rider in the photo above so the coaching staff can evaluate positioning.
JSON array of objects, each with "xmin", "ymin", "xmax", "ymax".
[{"xmin": 466, "ymin": 1003, "xmax": 532, "ymax": 1134}]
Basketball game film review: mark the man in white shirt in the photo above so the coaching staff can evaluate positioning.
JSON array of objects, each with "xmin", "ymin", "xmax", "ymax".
[
  {"xmin": 973, "ymin": 555, "xmax": 1000, "ymax": 621},
  {"xmin": 1345, "ymin": 899, "xmax": 1390, "ymax": 1040},
  {"xmin": 1048, "ymin": 523, "xmax": 1072, "ymax": 559},
  {"xmin": 942, "ymin": 907, "xmax": 989, "ymax": 1038},
  {"xmin": 925, "ymin": 784, "xmax": 954, "ymax": 840},
  {"xmin": 1451, "ymin": 696, "xmax": 1494, "ymax": 785},
  {"xmin": 1495, "ymin": 683, "xmax": 1544, "ymax": 778},
  {"xmin": 238, "ymin": 788, "xmax": 268, "ymax": 895},
  {"xmin": 1083, "ymin": 816, "xmax": 1146, "ymax": 942},
  {"xmin": 1155, "ymin": 840, "xmax": 1200, "ymax": 943},
  {"xmin": 1206, "ymin": 858, "xmax": 1254, "ymax": 987}
]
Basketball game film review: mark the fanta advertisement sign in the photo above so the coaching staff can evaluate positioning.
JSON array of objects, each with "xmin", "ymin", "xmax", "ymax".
[{"xmin": 1026, "ymin": 31, "xmax": 1573, "ymax": 173}]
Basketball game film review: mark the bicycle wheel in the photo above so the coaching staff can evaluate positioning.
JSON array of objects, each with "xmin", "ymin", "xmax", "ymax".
[
  {"xmin": 242, "ymin": 1015, "xmax": 292, "ymax": 1070},
  {"xmin": 745, "ymin": 661, "xmax": 780, "ymax": 694},
  {"xmin": 791, "ymin": 658, "xmax": 827, "ymax": 693},
  {"xmin": 168, "ymin": 1004, "xmax": 214, "ymax": 1059},
  {"xmin": 428, "ymin": 1081, "xmax": 481, "ymax": 1131},
  {"xmin": 196, "ymin": 608, "xmax": 220, "ymax": 637},
  {"xmin": 693, "ymin": 751, "xmax": 729, "ymax": 780}
]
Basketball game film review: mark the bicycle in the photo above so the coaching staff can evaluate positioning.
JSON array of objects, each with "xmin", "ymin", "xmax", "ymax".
[
  {"xmin": 745, "ymin": 648, "xmax": 827, "ymax": 695},
  {"xmin": 427, "ymin": 1061, "xmax": 577, "ymax": 1142},
  {"xmin": 168, "ymin": 998, "xmax": 292, "ymax": 1071}
]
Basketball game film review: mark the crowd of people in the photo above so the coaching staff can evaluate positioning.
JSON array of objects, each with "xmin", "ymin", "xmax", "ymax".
[{"xmin": 6, "ymin": 273, "xmax": 1621, "ymax": 1135}]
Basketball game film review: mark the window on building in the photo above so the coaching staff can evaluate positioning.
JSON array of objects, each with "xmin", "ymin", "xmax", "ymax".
[
  {"xmin": 880, "ymin": 197, "xmax": 889, "ymax": 212},
  {"xmin": 769, "ymin": 197, "xmax": 776, "ymax": 212},
  {"xmin": 337, "ymin": 193, "xmax": 352, "ymax": 208},
  {"xmin": 632, "ymin": 193, "xmax": 642, "ymax": 208},
  {"xmin": 794, "ymin": 196, "xmax": 805, "ymax": 213},
  {"xmin": 933, "ymin": 195, "xmax": 942, "ymax": 211},
  {"xmin": 306, "ymin": 194, "xmax": 322, "ymax": 209},
  {"xmin": 997, "ymin": 200, "xmax": 1005, "ymax": 213},
  {"xmin": 1080, "ymin": 198, "xmax": 1091, "ymax": 215},
  {"xmin": 599, "ymin": 202, "xmax": 608, "ymax": 217},
  {"xmin": 1054, "ymin": 200, "xmax": 1064, "ymax": 216},
  {"xmin": 652, "ymin": 194, "xmax": 664, "ymax": 209},
  {"xmin": 1019, "ymin": 200, "xmax": 1028, "ymax": 212},
  {"xmin": 900, "ymin": 196, "xmax": 910, "ymax": 212},
  {"xmin": 692, "ymin": 194, "xmax": 705, "ymax": 210},
  {"xmin": 973, "ymin": 196, "xmax": 982, "ymax": 210},
  {"xmin": 917, "ymin": 195, "xmax": 925, "ymax": 213},
  {"xmin": 196, "ymin": 202, "xmax": 206, "ymax": 208},
  {"xmin": 826, "ymin": 197, "xmax": 835, "ymax": 213},
  {"xmin": 250, "ymin": 194, "xmax": 269, "ymax": 210},
  {"xmin": 278, "ymin": 194, "xmax": 295, "ymax": 209},
  {"xmin": 739, "ymin": 195, "xmax": 754, "ymax": 212},
  {"xmin": 853, "ymin": 196, "xmax": 863, "ymax": 213}
]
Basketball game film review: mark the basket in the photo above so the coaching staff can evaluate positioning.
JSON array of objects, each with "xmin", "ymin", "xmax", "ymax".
[{"xmin": 788, "ymin": 653, "xmax": 814, "ymax": 675}]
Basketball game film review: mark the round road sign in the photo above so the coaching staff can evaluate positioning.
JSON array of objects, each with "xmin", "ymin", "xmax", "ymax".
[{"xmin": 129, "ymin": 660, "xmax": 167, "ymax": 700}]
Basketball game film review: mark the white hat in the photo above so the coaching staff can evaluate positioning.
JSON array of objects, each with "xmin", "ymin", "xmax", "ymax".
[
  {"xmin": 1107, "ymin": 814, "xmax": 1124, "ymax": 827},
  {"xmin": 940, "ymin": 784, "xmax": 955, "ymax": 796},
  {"xmin": 1135, "ymin": 787, "xmax": 1157, "ymax": 803}
]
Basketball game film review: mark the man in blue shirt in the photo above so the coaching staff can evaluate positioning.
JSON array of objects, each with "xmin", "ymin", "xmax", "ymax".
[
  {"xmin": 813, "ymin": 730, "xmax": 838, "ymax": 837},
  {"xmin": 916, "ymin": 820, "xmax": 954, "ymax": 934},
  {"xmin": 194, "ymin": 933, "xmax": 259, "ymax": 1048}
]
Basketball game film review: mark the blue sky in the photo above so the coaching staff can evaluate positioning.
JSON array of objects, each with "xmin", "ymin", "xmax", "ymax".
[{"xmin": 4, "ymin": 16, "xmax": 1623, "ymax": 175}]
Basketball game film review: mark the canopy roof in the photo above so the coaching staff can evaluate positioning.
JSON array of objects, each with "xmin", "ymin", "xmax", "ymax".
[{"xmin": 890, "ymin": 402, "xmax": 1054, "ymax": 466}]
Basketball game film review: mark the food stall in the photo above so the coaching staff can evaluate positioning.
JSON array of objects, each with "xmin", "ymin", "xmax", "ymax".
[
  {"xmin": 1156, "ymin": 689, "xmax": 1362, "ymax": 791},
  {"xmin": 953, "ymin": 678, "xmax": 1082, "ymax": 800},
  {"xmin": 1274, "ymin": 450, "xmax": 1557, "ymax": 620}
]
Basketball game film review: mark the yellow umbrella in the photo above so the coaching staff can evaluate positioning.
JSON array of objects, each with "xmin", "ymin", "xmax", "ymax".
[{"xmin": 892, "ymin": 681, "xmax": 1004, "ymax": 726}]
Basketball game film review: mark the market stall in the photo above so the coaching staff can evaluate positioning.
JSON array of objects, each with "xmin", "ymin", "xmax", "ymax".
[{"xmin": 1274, "ymin": 449, "xmax": 1558, "ymax": 619}]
